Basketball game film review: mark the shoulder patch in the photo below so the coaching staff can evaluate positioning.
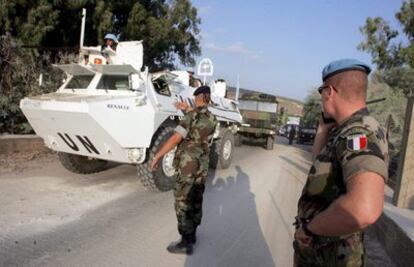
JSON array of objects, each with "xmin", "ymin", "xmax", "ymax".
[{"xmin": 346, "ymin": 134, "xmax": 368, "ymax": 151}]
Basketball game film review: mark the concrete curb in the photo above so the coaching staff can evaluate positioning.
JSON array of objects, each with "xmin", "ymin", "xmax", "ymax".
[
  {"xmin": 0, "ymin": 135, "xmax": 49, "ymax": 154},
  {"xmin": 369, "ymin": 213, "xmax": 414, "ymax": 266}
]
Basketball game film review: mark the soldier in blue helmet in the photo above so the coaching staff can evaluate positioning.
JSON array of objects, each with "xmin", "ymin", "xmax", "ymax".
[
  {"xmin": 103, "ymin": 33, "xmax": 118, "ymax": 51},
  {"xmin": 293, "ymin": 59, "xmax": 389, "ymax": 266}
]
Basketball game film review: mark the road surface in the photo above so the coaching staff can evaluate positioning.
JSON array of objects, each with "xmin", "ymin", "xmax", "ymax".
[{"xmin": 0, "ymin": 137, "xmax": 394, "ymax": 266}]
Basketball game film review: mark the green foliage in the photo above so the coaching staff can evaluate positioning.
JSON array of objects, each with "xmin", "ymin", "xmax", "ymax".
[
  {"xmin": 1, "ymin": 0, "xmax": 201, "ymax": 70},
  {"xmin": 359, "ymin": 0, "xmax": 414, "ymax": 97},
  {"xmin": 358, "ymin": 0, "xmax": 414, "ymax": 69},
  {"xmin": 301, "ymin": 90, "xmax": 321, "ymax": 127},
  {"xmin": 358, "ymin": 17, "xmax": 402, "ymax": 69},
  {"xmin": 367, "ymin": 79, "xmax": 407, "ymax": 151},
  {"xmin": 374, "ymin": 67, "xmax": 414, "ymax": 96},
  {"xmin": 0, "ymin": 34, "xmax": 71, "ymax": 134}
]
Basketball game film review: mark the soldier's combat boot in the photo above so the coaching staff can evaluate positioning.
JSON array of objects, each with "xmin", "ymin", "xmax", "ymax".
[{"xmin": 166, "ymin": 235, "xmax": 193, "ymax": 255}]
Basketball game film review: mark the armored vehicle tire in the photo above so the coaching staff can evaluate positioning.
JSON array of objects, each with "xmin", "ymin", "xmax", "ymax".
[
  {"xmin": 58, "ymin": 152, "xmax": 109, "ymax": 174},
  {"xmin": 137, "ymin": 126, "xmax": 175, "ymax": 192},
  {"xmin": 266, "ymin": 136, "xmax": 274, "ymax": 150},
  {"xmin": 234, "ymin": 133, "xmax": 242, "ymax": 147},
  {"xmin": 209, "ymin": 129, "xmax": 235, "ymax": 169}
]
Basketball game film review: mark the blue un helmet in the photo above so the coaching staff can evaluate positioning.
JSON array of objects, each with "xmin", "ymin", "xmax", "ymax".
[
  {"xmin": 322, "ymin": 59, "xmax": 371, "ymax": 82},
  {"xmin": 104, "ymin": 33, "xmax": 119, "ymax": 43}
]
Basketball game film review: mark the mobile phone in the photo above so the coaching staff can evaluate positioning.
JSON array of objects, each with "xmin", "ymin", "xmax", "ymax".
[{"xmin": 321, "ymin": 112, "xmax": 336, "ymax": 124}]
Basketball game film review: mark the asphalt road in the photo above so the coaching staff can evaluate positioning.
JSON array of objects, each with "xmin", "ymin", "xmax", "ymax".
[{"xmin": 0, "ymin": 137, "xmax": 394, "ymax": 267}]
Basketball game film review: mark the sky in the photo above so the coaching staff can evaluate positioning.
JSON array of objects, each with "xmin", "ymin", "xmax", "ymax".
[{"xmin": 189, "ymin": 0, "xmax": 405, "ymax": 101}]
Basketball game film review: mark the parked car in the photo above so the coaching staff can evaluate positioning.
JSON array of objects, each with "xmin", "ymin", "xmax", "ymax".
[{"xmin": 297, "ymin": 127, "xmax": 317, "ymax": 144}]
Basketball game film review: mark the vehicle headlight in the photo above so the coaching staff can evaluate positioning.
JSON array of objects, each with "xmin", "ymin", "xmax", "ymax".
[{"xmin": 128, "ymin": 148, "xmax": 146, "ymax": 163}]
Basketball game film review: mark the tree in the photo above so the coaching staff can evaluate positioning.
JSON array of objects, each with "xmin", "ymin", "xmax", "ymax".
[
  {"xmin": 301, "ymin": 90, "xmax": 321, "ymax": 127},
  {"xmin": 358, "ymin": 17, "xmax": 402, "ymax": 69},
  {"xmin": 375, "ymin": 67, "xmax": 414, "ymax": 96},
  {"xmin": 1, "ymin": 0, "xmax": 201, "ymax": 70},
  {"xmin": 358, "ymin": 1, "xmax": 414, "ymax": 96},
  {"xmin": 359, "ymin": 0, "xmax": 414, "ymax": 69}
]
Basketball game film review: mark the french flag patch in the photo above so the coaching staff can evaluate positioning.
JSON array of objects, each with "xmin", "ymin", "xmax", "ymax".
[{"xmin": 347, "ymin": 134, "xmax": 368, "ymax": 151}]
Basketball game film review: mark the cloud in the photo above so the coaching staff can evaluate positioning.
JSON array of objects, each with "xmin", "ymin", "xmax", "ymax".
[{"xmin": 205, "ymin": 42, "xmax": 263, "ymax": 61}]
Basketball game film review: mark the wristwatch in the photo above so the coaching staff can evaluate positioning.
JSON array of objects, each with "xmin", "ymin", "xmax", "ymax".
[{"xmin": 303, "ymin": 223, "xmax": 318, "ymax": 238}]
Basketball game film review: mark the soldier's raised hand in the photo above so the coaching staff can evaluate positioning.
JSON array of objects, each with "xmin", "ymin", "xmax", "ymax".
[{"xmin": 175, "ymin": 101, "xmax": 189, "ymax": 111}]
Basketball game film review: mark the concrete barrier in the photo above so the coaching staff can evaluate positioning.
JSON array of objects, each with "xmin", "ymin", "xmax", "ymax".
[
  {"xmin": 0, "ymin": 135, "xmax": 49, "ymax": 154},
  {"xmin": 369, "ymin": 187, "xmax": 414, "ymax": 266}
]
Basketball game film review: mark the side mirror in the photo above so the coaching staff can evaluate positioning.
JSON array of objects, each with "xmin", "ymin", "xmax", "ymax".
[{"xmin": 129, "ymin": 73, "xmax": 142, "ymax": 91}]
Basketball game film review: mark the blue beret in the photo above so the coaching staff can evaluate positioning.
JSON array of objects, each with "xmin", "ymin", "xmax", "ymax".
[
  {"xmin": 193, "ymin": 85, "xmax": 211, "ymax": 96},
  {"xmin": 322, "ymin": 59, "xmax": 371, "ymax": 81},
  {"xmin": 104, "ymin": 33, "xmax": 119, "ymax": 43}
]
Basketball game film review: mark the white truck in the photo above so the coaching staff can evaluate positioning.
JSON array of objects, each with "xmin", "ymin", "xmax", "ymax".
[{"xmin": 19, "ymin": 11, "xmax": 242, "ymax": 191}]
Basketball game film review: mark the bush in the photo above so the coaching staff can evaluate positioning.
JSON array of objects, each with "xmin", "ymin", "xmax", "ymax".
[
  {"xmin": 0, "ymin": 34, "xmax": 74, "ymax": 134},
  {"xmin": 367, "ymin": 78, "xmax": 407, "ymax": 151}
]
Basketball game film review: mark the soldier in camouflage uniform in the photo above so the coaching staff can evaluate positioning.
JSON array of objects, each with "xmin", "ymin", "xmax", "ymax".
[
  {"xmin": 293, "ymin": 59, "xmax": 389, "ymax": 267},
  {"xmin": 151, "ymin": 85, "xmax": 217, "ymax": 255}
]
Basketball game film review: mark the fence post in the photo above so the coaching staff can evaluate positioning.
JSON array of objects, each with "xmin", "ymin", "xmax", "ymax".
[{"xmin": 393, "ymin": 96, "xmax": 414, "ymax": 209}]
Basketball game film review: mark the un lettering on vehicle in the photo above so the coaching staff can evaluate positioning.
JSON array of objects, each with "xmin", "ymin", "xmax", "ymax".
[{"xmin": 57, "ymin": 132, "xmax": 100, "ymax": 154}]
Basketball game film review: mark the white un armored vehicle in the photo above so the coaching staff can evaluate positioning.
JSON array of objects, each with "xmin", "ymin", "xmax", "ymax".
[{"xmin": 20, "ymin": 11, "xmax": 242, "ymax": 192}]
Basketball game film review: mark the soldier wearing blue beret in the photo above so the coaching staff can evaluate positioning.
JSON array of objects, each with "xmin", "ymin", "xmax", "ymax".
[{"xmin": 293, "ymin": 59, "xmax": 388, "ymax": 266}]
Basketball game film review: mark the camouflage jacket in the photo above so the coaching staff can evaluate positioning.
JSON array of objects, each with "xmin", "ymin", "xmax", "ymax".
[
  {"xmin": 174, "ymin": 106, "xmax": 217, "ymax": 177},
  {"xmin": 297, "ymin": 108, "xmax": 389, "ymax": 229}
]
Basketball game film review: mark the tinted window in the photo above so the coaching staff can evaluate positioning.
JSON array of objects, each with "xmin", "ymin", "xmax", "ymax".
[
  {"xmin": 65, "ymin": 75, "xmax": 94, "ymax": 89},
  {"xmin": 98, "ymin": 75, "xmax": 129, "ymax": 90}
]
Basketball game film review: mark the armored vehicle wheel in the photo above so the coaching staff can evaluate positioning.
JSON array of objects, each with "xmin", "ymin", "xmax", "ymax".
[
  {"xmin": 58, "ymin": 152, "xmax": 108, "ymax": 174},
  {"xmin": 266, "ymin": 136, "xmax": 274, "ymax": 150},
  {"xmin": 234, "ymin": 133, "xmax": 242, "ymax": 147},
  {"xmin": 137, "ymin": 126, "xmax": 176, "ymax": 192},
  {"xmin": 210, "ymin": 129, "xmax": 235, "ymax": 169}
]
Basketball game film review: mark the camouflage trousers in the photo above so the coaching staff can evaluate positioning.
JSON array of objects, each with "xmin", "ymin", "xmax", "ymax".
[
  {"xmin": 174, "ymin": 174, "xmax": 206, "ymax": 236},
  {"xmin": 173, "ymin": 152, "xmax": 209, "ymax": 236},
  {"xmin": 293, "ymin": 233, "xmax": 365, "ymax": 267}
]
